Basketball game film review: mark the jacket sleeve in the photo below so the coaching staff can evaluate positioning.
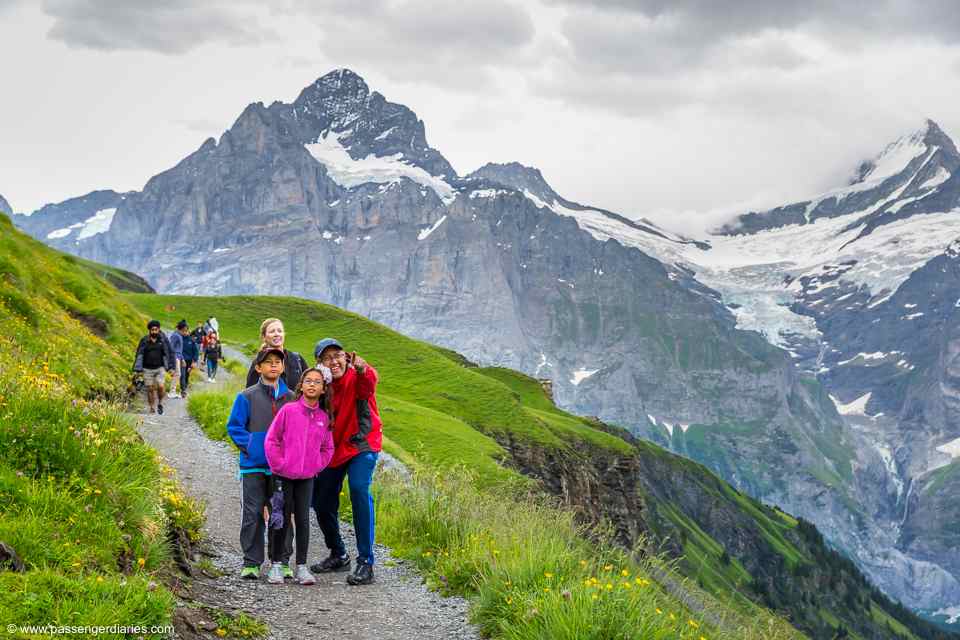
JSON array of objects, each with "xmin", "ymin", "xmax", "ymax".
[
  {"xmin": 226, "ymin": 394, "xmax": 251, "ymax": 452},
  {"xmin": 264, "ymin": 405, "xmax": 286, "ymax": 471},
  {"xmin": 162, "ymin": 333, "xmax": 175, "ymax": 371},
  {"xmin": 318, "ymin": 411, "xmax": 335, "ymax": 471},
  {"xmin": 245, "ymin": 362, "xmax": 257, "ymax": 388},
  {"xmin": 356, "ymin": 365, "xmax": 379, "ymax": 400},
  {"xmin": 133, "ymin": 337, "xmax": 146, "ymax": 371}
]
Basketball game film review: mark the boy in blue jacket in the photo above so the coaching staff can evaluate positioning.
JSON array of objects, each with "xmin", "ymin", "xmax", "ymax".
[{"xmin": 227, "ymin": 348, "xmax": 296, "ymax": 579}]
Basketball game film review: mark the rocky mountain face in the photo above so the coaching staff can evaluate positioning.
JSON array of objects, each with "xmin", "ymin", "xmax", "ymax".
[
  {"xmin": 651, "ymin": 119, "xmax": 960, "ymax": 623},
  {"xmin": 0, "ymin": 194, "xmax": 11, "ymax": 216},
  {"xmin": 13, "ymin": 70, "xmax": 960, "ymax": 620}
]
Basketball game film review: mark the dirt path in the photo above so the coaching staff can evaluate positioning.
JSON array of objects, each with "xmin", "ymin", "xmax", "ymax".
[{"xmin": 134, "ymin": 362, "xmax": 479, "ymax": 640}]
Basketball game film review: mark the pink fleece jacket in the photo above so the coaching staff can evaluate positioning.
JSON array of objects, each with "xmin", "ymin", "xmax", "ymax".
[{"xmin": 264, "ymin": 397, "xmax": 334, "ymax": 479}]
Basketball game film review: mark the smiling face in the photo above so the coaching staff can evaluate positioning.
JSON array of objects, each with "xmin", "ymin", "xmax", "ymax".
[
  {"xmin": 263, "ymin": 321, "xmax": 285, "ymax": 348},
  {"xmin": 300, "ymin": 371, "xmax": 326, "ymax": 401},
  {"xmin": 318, "ymin": 348, "xmax": 348, "ymax": 379}
]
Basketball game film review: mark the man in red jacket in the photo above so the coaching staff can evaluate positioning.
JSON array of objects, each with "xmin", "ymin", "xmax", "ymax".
[{"xmin": 309, "ymin": 338, "xmax": 383, "ymax": 586}]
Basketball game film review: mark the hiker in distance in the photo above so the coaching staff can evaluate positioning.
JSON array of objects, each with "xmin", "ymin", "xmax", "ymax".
[
  {"xmin": 167, "ymin": 320, "xmax": 184, "ymax": 399},
  {"xmin": 245, "ymin": 318, "xmax": 308, "ymax": 390},
  {"xmin": 177, "ymin": 321, "xmax": 199, "ymax": 398},
  {"xmin": 310, "ymin": 338, "xmax": 383, "ymax": 586},
  {"xmin": 132, "ymin": 319, "xmax": 175, "ymax": 415}
]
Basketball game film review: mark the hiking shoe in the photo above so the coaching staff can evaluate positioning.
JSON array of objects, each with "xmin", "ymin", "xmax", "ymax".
[
  {"xmin": 347, "ymin": 560, "xmax": 374, "ymax": 586},
  {"xmin": 157, "ymin": 403, "xmax": 164, "ymax": 415},
  {"xmin": 296, "ymin": 565, "xmax": 316, "ymax": 585},
  {"xmin": 281, "ymin": 564, "xmax": 294, "ymax": 579},
  {"xmin": 240, "ymin": 566, "xmax": 259, "ymax": 580},
  {"xmin": 167, "ymin": 392, "xmax": 180, "ymax": 399},
  {"xmin": 267, "ymin": 563, "xmax": 284, "ymax": 584},
  {"xmin": 309, "ymin": 552, "xmax": 350, "ymax": 574}
]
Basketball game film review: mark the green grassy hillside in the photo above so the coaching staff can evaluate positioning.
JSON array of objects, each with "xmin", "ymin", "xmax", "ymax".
[
  {"xmin": 0, "ymin": 214, "xmax": 203, "ymax": 635},
  {"xmin": 131, "ymin": 292, "xmax": 955, "ymax": 640}
]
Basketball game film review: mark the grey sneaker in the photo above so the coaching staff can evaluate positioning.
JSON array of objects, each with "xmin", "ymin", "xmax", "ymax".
[
  {"xmin": 267, "ymin": 562, "xmax": 284, "ymax": 584},
  {"xmin": 296, "ymin": 565, "xmax": 316, "ymax": 585}
]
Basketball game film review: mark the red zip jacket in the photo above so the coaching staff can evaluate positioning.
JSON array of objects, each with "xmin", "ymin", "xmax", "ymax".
[{"xmin": 329, "ymin": 365, "xmax": 382, "ymax": 468}]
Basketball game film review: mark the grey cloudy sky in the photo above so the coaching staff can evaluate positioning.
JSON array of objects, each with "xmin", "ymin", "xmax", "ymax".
[{"xmin": 3, "ymin": 0, "xmax": 960, "ymax": 234}]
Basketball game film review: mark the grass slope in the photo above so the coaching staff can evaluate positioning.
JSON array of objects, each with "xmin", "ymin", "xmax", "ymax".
[{"xmin": 0, "ymin": 214, "xmax": 204, "ymax": 636}]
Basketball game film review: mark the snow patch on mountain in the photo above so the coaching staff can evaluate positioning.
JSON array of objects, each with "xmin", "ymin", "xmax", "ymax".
[
  {"xmin": 570, "ymin": 368, "xmax": 599, "ymax": 386},
  {"xmin": 831, "ymin": 392, "xmax": 881, "ymax": 417},
  {"xmin": 47, "ymin": 209, "xmax": 116, "ymax": 241},
  {"xmin": 920, "ymin": 166, "xmax": 951, "ymax": 190},
  {"xmin": 936, "ymin": 437, "xmax": 960, "ymax": 459},
  {"xmin": 306, "ymin": 131, "xmax": 455, "ymax": 204},
  {"xmin": 417, "ymin": 215, "xmax": 447, "ymax": 241},
  {"xmin": 76, "ymin": 208, "xmax": 116, "ymax": 240}
]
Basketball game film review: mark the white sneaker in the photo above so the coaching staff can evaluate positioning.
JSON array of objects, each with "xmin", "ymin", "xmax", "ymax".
[
  {"xmin": 167, "ymin": 392, "xmax": 180, "ymax": 399},
  {"xmin": 207, "ymin": 377, "xmax": 213, "ymax": 383},
  {"xmin": 296, "ymin": 565, "xmax": 316, "ymax": 585},
  {"xmin": 267, "ymin": 563, "xmax": 285, "ymax": 584}
]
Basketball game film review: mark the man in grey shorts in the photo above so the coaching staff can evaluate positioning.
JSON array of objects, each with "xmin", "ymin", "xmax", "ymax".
[{"xmin": 133, "ymin": 319, "xmax": 175, "ymax": 414}]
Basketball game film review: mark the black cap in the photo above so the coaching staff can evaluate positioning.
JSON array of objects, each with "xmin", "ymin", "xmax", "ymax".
[{"xmin": 254, "ymin": 348, "xmax": 286, "ymax": 366}]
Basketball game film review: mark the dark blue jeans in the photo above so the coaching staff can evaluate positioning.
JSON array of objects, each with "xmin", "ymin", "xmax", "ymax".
[{"xmin": 312, "ymin": 452, "xmax": 378, "ymax": 565}]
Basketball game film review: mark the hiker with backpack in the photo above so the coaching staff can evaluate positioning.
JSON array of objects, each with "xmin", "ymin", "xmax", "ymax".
[
  {"xmin": 264, "ymin": 366, "xmax": 336, "ymax": 585},
  {"xmin": 227, "ymin": 348, "xmax": 296, "ymax": 581},
  {"xmin": 245, "ymin": 318, "xmax": 308, "ymax": 391},
  {"xmin": 132, "ymin": 319, "xmax": 175, "ymax": 415},
  {"xmin": 310, "ymin": 338, "xmax": 383, "ymax": 586}
]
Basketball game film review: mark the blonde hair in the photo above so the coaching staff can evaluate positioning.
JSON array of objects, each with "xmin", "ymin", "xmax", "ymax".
[{"xmin": 259, "ymin": 318, "xmax": 284, "ymax": 350}]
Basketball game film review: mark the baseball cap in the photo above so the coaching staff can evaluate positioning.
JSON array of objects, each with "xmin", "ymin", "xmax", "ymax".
[
  {"xmin": 254, "ymin": 348, "xmax": 286, "ymax": 365},
  {"xmin": 314, "ymin": 338, "xmax": 343, "ymax": 359}
]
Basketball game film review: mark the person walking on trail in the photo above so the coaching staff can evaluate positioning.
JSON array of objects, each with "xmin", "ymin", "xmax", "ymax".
[
  {"xmin": 227, "ymin": 348, "xmax": 296, "ymax": 581},
  {"xmin": 264, "ymin": 367, "xmax": 336, "ymax": 585},
  {"xmin": 204, "ymin": 331, "xmax": 225, "ymax": 383},
  {"xmin": 178, "ymin": 321, "xmax": 199, "ymax": 398},
  {"xmin": 245, "ymin": 318, "xmax": 308, "ymax": 391},
  {"xmin": 310, "ymin": 338, "xmax": 383, "ymax": 586},
  {"xmin": 167, "ymin": 320, "xmax": 185, "ymax": 399},
  {"xmin": 133, "ymin": 319, "xmax": 175, "ymax": 415},
  {"xmin": 192, "ymin": 321, "xmax": 207, "ymax": 366}
]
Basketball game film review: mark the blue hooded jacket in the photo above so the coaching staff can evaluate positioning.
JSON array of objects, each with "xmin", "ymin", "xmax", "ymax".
[{"xmin": 226, "ymin": 377, "xmax": 295, "ymax": 472}]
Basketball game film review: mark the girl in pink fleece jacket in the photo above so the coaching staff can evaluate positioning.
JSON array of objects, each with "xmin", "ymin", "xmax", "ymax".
[{"xmin": 265, "ymin": 366, "xmax": 335, "ymax": 585}]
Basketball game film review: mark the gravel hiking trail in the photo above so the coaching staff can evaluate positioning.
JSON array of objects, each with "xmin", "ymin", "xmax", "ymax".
[{"xmin": 133, "ymin": 360, "xmax": 479, "ymax": 640}]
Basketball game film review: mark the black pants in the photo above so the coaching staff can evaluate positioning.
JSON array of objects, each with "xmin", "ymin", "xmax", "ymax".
[
  {"xmin": 270, "ymin": 477, "xmax": 314, "ymax": 565},
  {"xmin": 180, "ymin": 361, "xmax": 193, "ymax": 394},
  {"xmin": 241, "ymin": 473, "xmax": 292, "ymax": 567}
]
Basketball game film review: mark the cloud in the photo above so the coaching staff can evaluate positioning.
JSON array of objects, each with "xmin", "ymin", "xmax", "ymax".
[
  {"xmin": 281, "ymin": 0, "xmax": 537, "ymax": 90},
  {"xmin": 42, "ymin": 0, "xmax": 266, "ymax": 54}
]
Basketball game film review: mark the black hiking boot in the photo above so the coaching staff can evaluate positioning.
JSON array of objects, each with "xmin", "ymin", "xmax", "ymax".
[
  {"xmin": 310, "ymin": 552, "xmax": 350, "ymax": 574},
  {"xmin": 157, "ymin": 403, "xmax": 164, "ymax": 415},
  {"xmin": 346, "ymin": 560, "xmax": 374, "ymax": 586}
]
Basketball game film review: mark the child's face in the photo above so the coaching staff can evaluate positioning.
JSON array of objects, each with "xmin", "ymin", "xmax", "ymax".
[
  {"xmin": 263, "ymin": 322, "xmax": 284, "ymax": 348},
  {"xmin": 256, "ymin": 354, "xmax": 284, "ymax": 382},
  {"xmin": 300, "ymin": 372, "xmax": 325, "ymax": 401}
]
